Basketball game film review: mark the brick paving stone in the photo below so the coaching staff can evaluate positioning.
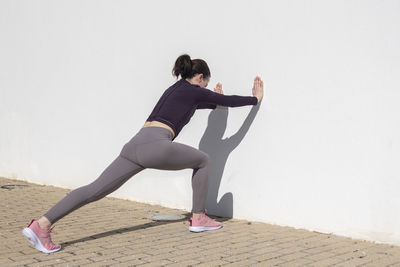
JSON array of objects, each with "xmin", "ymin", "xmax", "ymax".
[
  {"xmin": 363, "ymin": 255, "xmax": 400, "ymax": 266},
  {"xmin": 223, "ymin": 259, "xmax": 260, "ymax": 266},
  {"xmin": 335, "ymin": 256, "xmax": 375, "ymax": 266},
  {"xmin": 199, "ymin": 253, "xmax": 231, "ymax": 262},
  {"xmin": 169, "ymin": 248, "xmax": 201, "ymax": 257},
  {"xmin": 220, "ymin": 252, "xmax": 252, "ymax": 262},
  {"xmin": 89, "ymin": 252, "xmax": 127, "ymax": 262},
  {"xmin": 54, "ymin": 259, "xmax": 94, "ymax": 265},
  {"xmin": 255, "ymin": 257, "xmax": 287, "ymax": 266},
  {"xmin": 82, "ymin": 259, "xmax": 120, "ymax": 266},
  {"xmin": 109, "ymin": 262, "xmax": 145, "ymax": 267},
  {"xmin": 32, "ymin": 258, "xmax": 67, "ymax": 266},
  {"xmin": 0, "ymin": 258, "xmax": 15, "ymax": 265},
  {"xmin": 306, "ymin": 256, "xmax": 346, "ymax": 266},
  {"xmin": 6, "ymin": 259, "xmax": 40, "ymax": 266},
  {"xmin": 300, "ymin": 243, "xmax": 341, "ymax": 254},
  {"xmin": 2, "ymin": 176, "xmax": 400, "ymax": 267},
  {"xmin": 277, "ymin": 245, "xmax": 310, "ymax": 255},
  {"xmin": 138, "ymin": 259, "xmax": 174, "ymax": 266},
  {"xmin": 303, "ymin": 251, "xmax": 338, "ymax": 262},
  {"xmin": 225, "ymin": 246, "xmax": 258, "ymax": 256},
  {"xmin": 168, "ymin": 253, "xmax": 204, "ymax": 262},
  {"xmin": 141, "ymin": 252, "xmax": 175, "ymax": 262},
  {"xmin": 279, "ymin": 251, "xmax": 310, "ymax": 262},
  {"xmin": 251, "ymin": 251, "xmax": 287, "ymax": 262},
  {"xmin": 278, "ymin": 257, "xmax": 315, "ymax": 266},
  {"xmin": 250, "ymin": 245, "xmax": 283, "ymax": 256},
  {"xmin": 165, "ymin": 259, "xmax": 202, "ymax": 266},
  {"xmin": 196, "ymin": 259, "xmax": 231, "ymax": 266}
]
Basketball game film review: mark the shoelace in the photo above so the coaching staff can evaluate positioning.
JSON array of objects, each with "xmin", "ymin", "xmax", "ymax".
[
  {"xmin": 48, "ymin": 226, "xmax": 57, "ymax": 235},
  {"xmin": 43, "ymin": 226, "xmax": 59, "ymax": 247},
  {"xmin": 39, "ymin": 225, "xmax": 58, "ymax": 235},
  {"xmin": 202, "ymin": 214, "xmax": 215, "ymax": 226}
]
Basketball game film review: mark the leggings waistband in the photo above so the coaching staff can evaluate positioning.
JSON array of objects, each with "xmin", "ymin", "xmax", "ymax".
[{"xmin": 137, "ymin": 126, "xmax": 173, "ymax": 140}]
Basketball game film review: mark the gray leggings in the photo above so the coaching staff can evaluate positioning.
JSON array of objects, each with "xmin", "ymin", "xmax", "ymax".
[{"xmin": 43, "ymin": 126, "xmax": 210, "ymax": 224}]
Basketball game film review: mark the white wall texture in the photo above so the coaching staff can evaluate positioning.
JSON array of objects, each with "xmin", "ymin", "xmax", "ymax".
[{"xmin": 1, "ymin": 0, "xmax": 399, "ymax": 245}]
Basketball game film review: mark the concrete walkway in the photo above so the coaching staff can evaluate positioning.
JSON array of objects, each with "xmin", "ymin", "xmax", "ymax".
[{"xmin": 1, "ymin": 176, "xmax": 400, "ymax": 267}]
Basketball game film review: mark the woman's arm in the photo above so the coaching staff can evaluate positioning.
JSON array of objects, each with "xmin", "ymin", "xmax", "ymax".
[
  {"xmin": 195, "ymin": 84, "xmax": 258, "ymax": 107},
  {"xmin": 196, "ymin": 83, "xmax": 223, "ymax": 109}
]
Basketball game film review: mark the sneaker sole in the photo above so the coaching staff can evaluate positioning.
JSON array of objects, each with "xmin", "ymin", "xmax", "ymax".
[
  {"xmin": 189, "ymin": 225, "xmax": 222, "ymax": 232},
  {"xmin": 22, "ymin": 228, "xmax": 61, "ymax": 253}
]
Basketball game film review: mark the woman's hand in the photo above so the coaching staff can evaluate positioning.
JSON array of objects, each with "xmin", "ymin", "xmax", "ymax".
[
  {"xmin": 252, "ymin": 76, "xmax": 264, "ymax": 103},
  {"xmin": 214, "ymin": 83, "xmax": 224, "ymax": 94}
]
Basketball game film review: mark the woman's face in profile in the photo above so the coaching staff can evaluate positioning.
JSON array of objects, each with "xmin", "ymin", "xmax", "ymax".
[{"xmin": 199, "ymin": 76, "xmax": 210, "ymax": 88}]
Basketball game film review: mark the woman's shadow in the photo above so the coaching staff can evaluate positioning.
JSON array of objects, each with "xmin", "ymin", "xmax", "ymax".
[{"xmin": 198, "ymin": 103, "xmax": 260, "ymax": 218}]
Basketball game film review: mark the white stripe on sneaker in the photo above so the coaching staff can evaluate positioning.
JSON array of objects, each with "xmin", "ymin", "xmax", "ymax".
[{"xmin": 189, "ymin": 225, "xmax": 222, "ymax": 232}]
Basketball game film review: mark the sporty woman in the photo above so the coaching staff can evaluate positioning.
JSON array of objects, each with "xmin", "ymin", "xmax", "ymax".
[{"xmin": 22, "ymin": 54, "xmax": 264, "ymax": 253}]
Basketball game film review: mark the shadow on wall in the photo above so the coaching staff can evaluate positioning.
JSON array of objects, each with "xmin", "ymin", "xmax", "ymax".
[{"xmin": 198, "ymin": 104, "xmax": 260, "ymax": 218}]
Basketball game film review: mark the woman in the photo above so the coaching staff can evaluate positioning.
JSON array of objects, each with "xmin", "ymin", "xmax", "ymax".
[{"xmin": 22, "ymin": 54, "xmax": 264, "ymax": 253}]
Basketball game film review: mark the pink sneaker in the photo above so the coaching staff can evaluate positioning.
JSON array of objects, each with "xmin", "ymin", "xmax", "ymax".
[
  {"xmin": 22, "ymin": 219, "xmax": 61, "ymax": 253},
  {"xmin": 189, "ymin": 209, "xmax": 222, "ymax": 232}
]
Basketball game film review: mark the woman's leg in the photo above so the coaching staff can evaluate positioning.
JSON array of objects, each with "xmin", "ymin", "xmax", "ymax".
[
  {"xmin": 23, "ymin": 154, "xmax": 145, "ymax": 253},
  {"xmin": 41, "ymin": 155, "xmax": 145, "ymax": 226},
  {"xmin": 133, "ymin": 136, "xmax": 222, "ymax": 232},
  {"xmin": 134, "ymin": 139, "xmax": 210, "ymax": 214}
]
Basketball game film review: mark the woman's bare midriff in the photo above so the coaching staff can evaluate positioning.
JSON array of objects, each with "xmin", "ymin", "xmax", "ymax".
[{"xmin": 142, "ymin": 120, "xmax": 175, "ymax": 139}]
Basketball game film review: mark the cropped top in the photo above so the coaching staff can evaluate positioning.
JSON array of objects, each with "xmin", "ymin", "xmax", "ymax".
[{"xmin": 146, "ymin": 78, "xmax": 258, "ymax": 141}]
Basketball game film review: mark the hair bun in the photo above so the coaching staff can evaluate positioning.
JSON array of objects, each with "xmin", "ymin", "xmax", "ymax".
[
  {"xmin": 173, "ymin": 54, "xmax": 192, "ymax": 79},
  {"xmin": 172, "ymin": 54, "xmax": 210, "ymax": 80}
]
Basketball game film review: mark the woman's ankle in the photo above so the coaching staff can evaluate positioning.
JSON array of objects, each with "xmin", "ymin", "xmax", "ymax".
[
  {"xmin": 37, "ymin": 216, "xmax": 52, "ymax": 230},
  {"xmin": 192, "ymin": 212, "xmax": 203, "ymax": 219}
]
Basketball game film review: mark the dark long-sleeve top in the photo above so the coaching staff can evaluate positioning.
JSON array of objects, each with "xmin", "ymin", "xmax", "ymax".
[{"xmin": 146, "ymin": 78, "xmax": 258, "ymax": 141}]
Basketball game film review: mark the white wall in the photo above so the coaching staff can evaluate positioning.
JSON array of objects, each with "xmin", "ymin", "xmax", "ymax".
[{"xmin": 1, "ymin": 0, "xmax": 399, "ymax": 245}]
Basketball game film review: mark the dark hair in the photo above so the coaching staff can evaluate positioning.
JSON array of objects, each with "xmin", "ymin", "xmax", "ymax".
[{"xmin": 172, "ymin": 54, "xmax": 210, "ymax": 79}]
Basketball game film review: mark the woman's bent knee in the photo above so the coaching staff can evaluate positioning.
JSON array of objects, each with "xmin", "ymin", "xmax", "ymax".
[{"xmin": 198, "ymin": 152, "xmax": 210, "ymax": 168}]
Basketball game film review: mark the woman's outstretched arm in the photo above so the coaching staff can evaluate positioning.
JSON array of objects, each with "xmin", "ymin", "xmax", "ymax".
[{"xmin": 194, "ymin": 76, "xmax": 263, "ymax": 107}]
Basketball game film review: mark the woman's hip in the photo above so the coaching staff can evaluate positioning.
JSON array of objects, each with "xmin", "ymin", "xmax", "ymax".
[{"xmin": 120, "ymin": 127, "xmax": 208, "ymax": 169}]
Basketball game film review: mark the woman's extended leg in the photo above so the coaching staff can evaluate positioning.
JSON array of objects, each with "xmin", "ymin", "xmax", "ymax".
[
  {"xmin": 22, "ymin": 154, "xmax": 144, "ymax": 253},
  {"xmin": 43, "ymin": 155, "xmax": 145, "ymax": 225}
]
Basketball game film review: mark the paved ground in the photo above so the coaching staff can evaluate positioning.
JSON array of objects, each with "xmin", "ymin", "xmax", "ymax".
[{"xmin": 1, "ymin": 176, "xmax": 400, "ymax": 267}]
